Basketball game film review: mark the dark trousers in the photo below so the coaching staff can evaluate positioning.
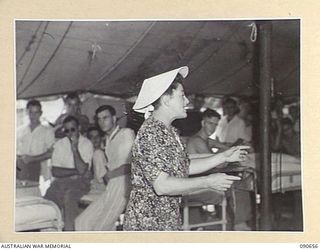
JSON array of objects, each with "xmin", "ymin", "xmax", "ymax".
[{"xmin": 44, "ymin": 176, "xmax": 90, "ymax": 231}]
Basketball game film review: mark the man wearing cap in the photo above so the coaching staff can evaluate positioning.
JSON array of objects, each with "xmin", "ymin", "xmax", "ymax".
[
  {"xmin": 123, "ymin": 66, "xmax": 248, "ymax": 231},
  {"xmin": 75, "ymin": 105, "xmax": 135, "ymax": 231}
]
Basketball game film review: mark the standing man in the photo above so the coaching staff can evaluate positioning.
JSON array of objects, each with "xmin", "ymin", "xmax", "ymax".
[
  {"xmin": 16, "ymin": 100, "xmax": 55, "ymax": 189},
  {"xmin": 214, "ymin": 97, "xmax": 251, "ymax": 145},
  {"xmin": 44, "ymin": 115, "xmax": 93, "ymax": 231},
  {"xmin": 54, "ymin": 93, "xmax": 90, "ymax": 138},
  {"xmin": 214, "ymin": 97, "xmax": 252, "ymax": 230},
  {"xmin": 75, "ymin": 105, "xmax": 135, "ymax": 231}
]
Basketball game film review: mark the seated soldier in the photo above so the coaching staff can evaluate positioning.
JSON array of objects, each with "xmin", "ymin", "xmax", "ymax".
[
  {"xmin": 190, "ymin": 106, "xmax": 252, "ymax": 231},
  {"xmin": 187, "ymin": 109, "xmax": 229, "ymax": 155},
  {"xmin": 75, "ymin": 105, "xmax": 135, "ymax": 231},
  {"xmin": 186, "ymin": 109, "xmax": 228, "ymax": 226},
  {"xmin": 272, "ymin": 117, "xmax": 301, "ymax": 158},
  {"xmin": 44, "ymin": 115, "xmax": 93, "ymax": 231},
  {"xmin": 16, "ymin": 100, "xmax": 55, "ymax": 191}
]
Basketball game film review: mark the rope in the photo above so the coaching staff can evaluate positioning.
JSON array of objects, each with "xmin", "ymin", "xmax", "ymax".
[
  {"xmin": 248, "ymin": 22, "xmax": 257, "ymax": 42},
  {"xmin": 17, "ymin": 21, "xmax": 73, "ymax": 97},
  {"xmin": 18, "ymin": 22, "xmax": 49, "ymax": 87}
]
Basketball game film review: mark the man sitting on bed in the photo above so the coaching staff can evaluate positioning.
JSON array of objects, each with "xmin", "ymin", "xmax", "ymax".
[
  {"xmin": 44, "ymin": 115, "xmax": 93, "ymax": 231},
  {"xmin": 75, "ymin": 105, "xmax": 135, "ymax": 231},
  {"xmin": 16, "ymin": 100, "xmax": 55, "ymax": 186},
  {"xmin": 186, "ymin": 109, "xmax": 229, "ymax": 226},
  {"xmin": 187, "ymin": 109, "xmax": 229, "ymax": 154},
  {"xmin": 273, "ymin": 117, "xmax": 301, "ymax": 158}
]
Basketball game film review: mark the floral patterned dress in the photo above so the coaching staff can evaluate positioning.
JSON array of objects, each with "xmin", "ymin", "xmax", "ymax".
[{"xmin": 123, "ymin": 117, "xmax": 190, "ymax": 231}]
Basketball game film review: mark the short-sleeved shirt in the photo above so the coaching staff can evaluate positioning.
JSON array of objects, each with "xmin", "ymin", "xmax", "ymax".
[
  {"xmin": 214, "ymin": 115, "xmax": 251, "ymax": 143},
  {"xmin": 124, "ymin": 117, "xmax": 190, "ymax": 231},
  {"xmin": 17, "ymin": 124, "xmax": 55, "ymax": 156},
  {"xmin": 17, "ymin": 124, "xmax": 55, "ymax": 177},
  {"xmin": 52, "ymin": 135, "xmax": 93, "ymax": 169}
]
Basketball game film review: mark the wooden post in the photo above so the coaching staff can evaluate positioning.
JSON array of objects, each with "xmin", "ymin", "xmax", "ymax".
[{"xmin": 258, "ymin": 21, "xmax": 273, "ymax": 230}]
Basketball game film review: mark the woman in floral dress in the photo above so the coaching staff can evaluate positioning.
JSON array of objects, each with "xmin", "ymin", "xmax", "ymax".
[{"xmin": 123, "ymin": 66, "xmax": 248, "ymax": 231}]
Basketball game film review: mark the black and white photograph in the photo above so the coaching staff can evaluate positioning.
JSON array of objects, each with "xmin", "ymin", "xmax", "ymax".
[{"xmin": 14, "ymin": 19, "xmax": 302, "ymax": 233}]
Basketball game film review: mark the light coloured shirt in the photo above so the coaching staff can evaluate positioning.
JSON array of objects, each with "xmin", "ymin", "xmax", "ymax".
[
  {"xmin": 104, "ymin": 126, "xmax": 135, "ymax": 171},
  {"xmin": 17, "ymin": 124, "xmax": 55, "ymax": 156},
  {"xmin": 16, "ymin": 124, "xmax": 55, "ymax": 179},
  {"xmin": 214, "ymin": 115, "xmax": 251, "ymax": 143},
  {"xmin": 52, "ymin": 135, "xmax": 93, "ymax": 169},
  {"xmin": 92, "ymin": 149, "xmax": 108, "ymax": 182}
]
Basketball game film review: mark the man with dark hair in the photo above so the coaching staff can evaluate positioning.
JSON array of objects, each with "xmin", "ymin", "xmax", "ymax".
[
  {"xmin": 17, "ymin": 99, "xmax": 55, "ymax": 186},
  {"xmin": 54, "ymin": 92, "xmax": 90, "ymax": 138},
  {"xmin": 187, "ymin": 109, "xmax": 229, "ymax": 154},
  {"xmin": 44, "ymin": 115, "xmax": 93, "ymax": 231},
  {"xmin": 76, "ymin": 105, "xmax": 135, "ymax": 231}
]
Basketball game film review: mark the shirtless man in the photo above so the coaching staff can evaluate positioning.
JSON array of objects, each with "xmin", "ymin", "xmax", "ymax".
[{"xmin": 187, "ymin": 109, "xmax": 228, "ymax": 154}]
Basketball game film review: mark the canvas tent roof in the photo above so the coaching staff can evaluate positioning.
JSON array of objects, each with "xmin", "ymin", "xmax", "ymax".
[{"xmin": 15, "ymin": 20, "xmax": 300, "ymax": 100}]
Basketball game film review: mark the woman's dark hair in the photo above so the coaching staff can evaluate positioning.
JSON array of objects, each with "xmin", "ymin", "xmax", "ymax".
[{"xmin": 152, "ymin": 74, "xmax": 184, "ymax": 110}]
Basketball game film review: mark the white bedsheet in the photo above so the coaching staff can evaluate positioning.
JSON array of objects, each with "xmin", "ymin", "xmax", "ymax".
[
  {"xmin": 15, "ymin": 196, "xmax": 63, "ymax": 231},
  {"xmin": 241, "ymin": 153, "xmax": 301, "ymax": 193}
]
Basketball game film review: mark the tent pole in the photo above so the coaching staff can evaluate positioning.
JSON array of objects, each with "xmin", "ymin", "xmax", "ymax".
[{"xmin": 258, "ymin": 21, "xmax": 273, "ymax": 230}]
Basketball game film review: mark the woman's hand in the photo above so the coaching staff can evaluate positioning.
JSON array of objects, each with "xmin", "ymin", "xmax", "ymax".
[
  {"xmin": 205, "ymin": 173, "xmax": 241, "ymax": 191},
  {"xmin": 223, "ymin": 145, "xmax": 250, "ymax": 162}
]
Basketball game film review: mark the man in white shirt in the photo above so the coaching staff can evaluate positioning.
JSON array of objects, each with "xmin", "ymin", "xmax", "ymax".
[
  {"xmin": 75, "ymin": 105, "xmax": 135, "ymax": 231},
  {"xmin": 214, "ymin": 98, "xmax": 251, "ymax": 145},
  {"xmin": 44, "ymin": 115, "xmax": 93, "ymax": 231},
  {"xmin": 214, "ymin": 97, "xmax": 252, "ymax": 230},
  {"xmin": 16, "ymin": 100, "xmax": 55, "ymax": 183}
]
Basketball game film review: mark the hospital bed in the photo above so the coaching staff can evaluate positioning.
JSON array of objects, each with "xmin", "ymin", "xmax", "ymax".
[
  {"xmin": 15, "ymin": 180, "xmax": 63, "ymax": 232},
  {"xmin": 241, "ymin": 152, "xmax": 302, "ymax": 193}
]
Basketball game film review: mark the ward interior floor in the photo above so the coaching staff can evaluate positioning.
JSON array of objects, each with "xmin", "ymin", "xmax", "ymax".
[{"xmin": 187, "ymin": 190, "xmax": 303, "ymax": 231}]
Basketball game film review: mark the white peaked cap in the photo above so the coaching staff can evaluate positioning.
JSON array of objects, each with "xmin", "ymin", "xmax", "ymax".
[{"xmin": 133, "ymin": 66, "xmax": 189, "ymax": 113}]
